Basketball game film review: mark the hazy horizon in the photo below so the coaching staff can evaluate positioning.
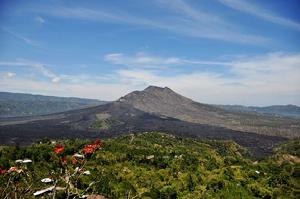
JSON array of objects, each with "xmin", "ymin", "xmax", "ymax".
[
  {"xmin": 1, "ymin": 0, "xmax": 300, "ymax": 106},
  {"xmin": 1, "ymin": 87, "xmax": 300, "ymax": 107}
]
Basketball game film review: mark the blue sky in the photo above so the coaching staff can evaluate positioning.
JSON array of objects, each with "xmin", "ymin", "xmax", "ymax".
[{"xmin": 0, "ymin": 0, "xmax": 300, "ymax": 105}]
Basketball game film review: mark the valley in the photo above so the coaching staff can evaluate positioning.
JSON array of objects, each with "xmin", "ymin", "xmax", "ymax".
[{"xmin": 0, "ymin": 86, "xmax": 298, "ymax": 158}]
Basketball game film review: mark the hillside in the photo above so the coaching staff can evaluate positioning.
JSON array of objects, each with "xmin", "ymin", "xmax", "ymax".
[
  {"xmin": 0, "ymin": 132, "xmax": 299, "ymax": 198},
  {"xmin": 216, "ymin": 104, "xmax": 300, "ymax": 119},
  {"xmin": 1, "ymin": 87, "xmax": 298, "ymax": 139},
  {"xmin": 119, "ymin": 86, "xmax": 300, "ymax": 138},
  {"xmin": 0, "ymin": 92, "xmax": 106, "ymax": 117},
  {"xmin": 0, "ymin": 100, "xmax": 287, "ymax": 158},
  {"xmin": 1, "ymin": 86, "xmax": 298, "ymax": 157}
]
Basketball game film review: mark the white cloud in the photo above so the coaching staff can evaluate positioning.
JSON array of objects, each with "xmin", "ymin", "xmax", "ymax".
[
  {"xmin": 0, "ymin": 60, "xmax": 112, "ymax": 84},
  {"xmin": 104, "ymin": 53, "xmax": 182, "ymax": 67},
  {"xmin": 0, "ymin": 77, "xmax": 133, "ymax": 101},
  {"xmin": 218, "ymin": 0, "xmax": 300, "ymax": 31},
  {"xmin": 104, "ymin": 52, "xmax": 233, "ymax": 69},
  {"xmin": 1, "ymin": 52, "xmax": 299, "ymax": 105},
  {"xmin": 0, "ymin": 27, "xmax": 41, "ymax": 48},
  {"xmin": 51, "ymin": 77, "xmax": 60, "ymax": 83},
  {"xmin": 35, "ymin": 16, "xmax": 45, "ymax": 24},
  {"xmin": 156, "ymin": 0, "xmax": 234, "ymax": 30},
  {"xmin": 231, "ymin": 52, "xmax": 300, "ymax": 74},
  {"xmin": 111, "ymin": 52, "xmax": 300, "ymax": 105},
  {"xmin": 0, "ymin": 60, "xmax": 60, "ymax": 83},
  {"xmin": 2, "ymin": 72, "xmax": 16, "ymax": 79},
  {"xmin": 29, "ymin": 3, "xmax": 269, "ymax": 45}
]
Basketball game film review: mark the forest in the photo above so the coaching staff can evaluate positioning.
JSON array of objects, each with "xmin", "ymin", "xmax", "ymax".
[{"xmin": 0, "ymin": 132, "xmax": 299, "ymax": 198}]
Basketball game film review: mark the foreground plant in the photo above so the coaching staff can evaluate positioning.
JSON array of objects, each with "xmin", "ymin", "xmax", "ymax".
[
  {"xmin": 39, "ymin": 140, "xmax": 102, "ymax": 197},
  {"xmin": 0, "ymin": 139, "xmax": 103, "ymax": 198},
  {"xmin": 0, "ymin": 158, "xmax": 33, "ymax": 198}
]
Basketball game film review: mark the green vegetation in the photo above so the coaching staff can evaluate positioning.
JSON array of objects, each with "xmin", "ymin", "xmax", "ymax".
[
  {"xmin": 274, "ymin": 139, "xmax": 300, "ymax": 156},
  {"xmin": 217, "ymin": 104, "xmax": 300, "ymax": 119},
  {"xmin": 0, "ymin": 92, "xmax": 105, "ymax": 117},
  {"xmin": 0, "ymin": 132, "xmax": 299, "ymax": 198},
  {"xmin": 90, "ymin": 119, "xmax": 123, "ymax": 130}
]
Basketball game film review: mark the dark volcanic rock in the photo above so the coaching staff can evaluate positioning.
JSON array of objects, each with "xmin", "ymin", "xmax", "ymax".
[
  {"xmin": 0, "ymin": 101, "xmax": 287, "ymax": 158},
  {"xmin": 118, "ymin": 86, "xmax": 300, "ymax": 138}
]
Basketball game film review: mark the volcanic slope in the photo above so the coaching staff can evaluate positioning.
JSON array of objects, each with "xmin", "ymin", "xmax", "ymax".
[
  {"xmin": 0, "ymin": 86, "xmax": 296, "ymax": 157},
  {"xmin": 119, "ymin": 86, "xmax": 300, "ymax": 138}
]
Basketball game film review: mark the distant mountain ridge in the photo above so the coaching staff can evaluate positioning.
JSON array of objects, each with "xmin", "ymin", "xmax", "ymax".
[
  {"xmin": 0, "ymin": 92, "xmax": 107, "ymax": 117},
  {"xmin": 216, "ymin": 104, "xmax": 300, "ymax": 119}
]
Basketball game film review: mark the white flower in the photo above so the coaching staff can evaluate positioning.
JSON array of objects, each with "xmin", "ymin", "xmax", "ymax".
[
  {"xmin": 83, "ymin": 170, "xmax": 91, "ymax": 175},
  {"xmin": 22, "ymin": 159, "xmax": 32, "ymax": 163},
  {"xmin": 15, "ymin": 159, "xmax": 32, "ymax": 164},
  {"xmin": 41, "ymin": 178, "xmax": 53, "ymax": 183},
  {"xmin": 75, "ymin": 167, "xmax": 80, "ymax": 172},
  {"xmin": 73, "ymin": 153, "xmax": 84, "ymax": 158},
  {"xmin": 146, "ymin": 155, "xmax": 154, "ymax": 160},
  {"xmin": 255, "ymin": 170, "xmax": 260, "ymax": 174},
  {"xmin": 33, "ymin": 186, "xmax": 55, "ymax": 196}
]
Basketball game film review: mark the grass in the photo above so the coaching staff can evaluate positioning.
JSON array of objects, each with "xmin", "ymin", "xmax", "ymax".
[{"xmin": 90, "ymin": 119, "xmax": 122, "ymax": 130}]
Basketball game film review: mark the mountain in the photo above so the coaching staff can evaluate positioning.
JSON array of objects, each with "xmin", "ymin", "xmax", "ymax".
[
  {"xmin": 0, "ymin": 92, "xmax": 107, "ymax": 117},
  {"xmin": 118, "ymin": 86, "xmax": 300, "ymax": 138},
  {"xmin": 216, "ymin": 104, "xmax": 300, "ymax": 119},
  {"xmin": 0, "ymin": 86, "xmax": 296, "ymax": 158}
]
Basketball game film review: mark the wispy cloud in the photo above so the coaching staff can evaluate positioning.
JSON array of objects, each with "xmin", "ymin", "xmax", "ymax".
[
  {"xmin": 0, "ymin": 60, "xmax": 60, "ymax": 83},
  {"xmin": 29, "ymin": 2, "xmax": 269, "ymax": 45},
  {"xmin": 1, "ymin": 52, "xmax": 299, "ymax": 105},
  {"xmin": 112, "ymin": 52, "xmax": 300, "ymax": 105},
  {"xmin": 1, "ymin": 72, "xmax": 16, "ymax": 79},
  {"xmin": 35, "ymin": 16, "xmax": 45, "ymax": 24},
  {"xmin": 155, "ymin": 0, "xmax": 235, "ymax": 30},
  {"xmin": 0, "ymin": 77, "xmax": 133, "ymax": 101},
  {"xmin": 0, "ymin": 27, "xmax": 41, "ymax": 48},
  {"xmin": 104, "ymin": 53, "xmax": 182, "ymax": 68},
  {"xmin": 152, "ymin": 0, "xmax": 272, "ymax": 44},
  {"xmin": 104, "ymin": 52, "xmax": 232, "ymax": 68},
  {"xmin": 218, "ymin": 0, "xmax": 300, "ymax": 31},
  {"xmin": 0, "ymin": 60, "xmax": 111, "ymax": 84}
]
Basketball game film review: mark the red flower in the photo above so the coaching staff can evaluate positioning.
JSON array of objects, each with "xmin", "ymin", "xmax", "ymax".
[
  {"xmin": 0, "ymin": 170, "xmax": 7, "ymax": 175},
  {"xmin": 54, "ymin": 145, "xmax": 64, "ymax": 154},
  {"xmin": 94, "ymin": 139, "xmax": 102, "ymax": 146},
  {"xmin": 83, "ymin": 139, "xmax": 102, "ymax": 155},
  {"xmin": 83, "ymin": 145, "xmax": 95, "ymax": 154},
  {"xmin": 61, "ymin": 157, "xmax": 67, "ymax": 165},
  {"xmin": 72, "ymin": 156, "xmax": 78, "ymax": 165},
  {"xmin": 8, "ymin": 167, "xmax": 17, "ymax": 173}
]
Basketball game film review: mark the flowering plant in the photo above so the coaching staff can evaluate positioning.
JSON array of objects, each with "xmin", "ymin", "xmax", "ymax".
[
  {"xmin": 54, "ymin": 145, "xmax": 64, "ymax": 154},
  {"xmin": 83, "ymin": 139, "xmax": 102, "ymax": 155}
]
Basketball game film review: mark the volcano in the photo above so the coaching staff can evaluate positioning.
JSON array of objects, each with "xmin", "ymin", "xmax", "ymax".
[{"xmin": 1, "ymin": 86, "xmax": 298, "ymax": 157}]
